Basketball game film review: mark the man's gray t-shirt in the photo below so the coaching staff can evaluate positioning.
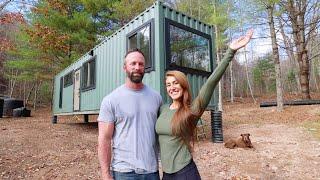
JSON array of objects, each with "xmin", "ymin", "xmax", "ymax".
[{"xmin": 97, "ymin": 84, "xmax": 162, "ymax": 173}]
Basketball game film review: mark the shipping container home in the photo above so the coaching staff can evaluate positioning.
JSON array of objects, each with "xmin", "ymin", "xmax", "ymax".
[{"xmin": 52, "ymin": 1, "xmax": 218, "ymax": 123}]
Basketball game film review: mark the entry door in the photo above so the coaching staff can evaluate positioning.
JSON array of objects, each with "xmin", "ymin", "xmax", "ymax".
[{"xmin": 73, "ymin": 69, "xmax": 81, "ymax": 111}]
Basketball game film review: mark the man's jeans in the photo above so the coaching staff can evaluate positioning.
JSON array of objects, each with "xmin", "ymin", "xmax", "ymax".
[{"xmin": 112, "ymin": 171, "xmax": 160, "ymax": 180}]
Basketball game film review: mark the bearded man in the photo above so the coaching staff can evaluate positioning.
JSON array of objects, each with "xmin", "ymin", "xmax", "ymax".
[{"xmin": 97, "ymin": 49, "xmax": 162, "ymax": 180}]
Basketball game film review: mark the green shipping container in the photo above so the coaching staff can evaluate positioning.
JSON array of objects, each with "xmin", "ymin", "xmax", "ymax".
[{"xmin": 52, "ymin": 1, "xmax": 217, "ymax": 122}]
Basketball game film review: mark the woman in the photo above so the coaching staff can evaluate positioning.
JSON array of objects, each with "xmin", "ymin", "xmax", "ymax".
[{"xmin": 155, "ymin": 30, "xmax": 253, "ymax": 180}]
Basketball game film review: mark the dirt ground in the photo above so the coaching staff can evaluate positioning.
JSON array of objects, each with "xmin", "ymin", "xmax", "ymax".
[{"xmin": 0, "ymin": 100, "xmax": 319, "ymax": 180}]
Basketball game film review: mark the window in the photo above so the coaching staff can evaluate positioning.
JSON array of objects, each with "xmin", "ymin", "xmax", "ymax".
[
  {"xmin": 127, "ymin": 19, "xmax": 154, "ymax": 72},
  {"xmin": 59, "ymin": 77, "xmax": 63, "ymax": 108},
  {"xmin": 165, "ymin": 19, "xmax": 213, "ymax": 76},
  {"xmin": 82, "ymin": 57, "xmax": 96, "ymax": 91},
  {"xmin": 63, "ymin": 72, "xmax": 73, "ymax": 87}
]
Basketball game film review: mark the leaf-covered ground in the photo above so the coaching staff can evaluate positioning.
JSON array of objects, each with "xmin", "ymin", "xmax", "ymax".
[{"xmin": 0, "ymin": 100, "xmax": 319, "ymax": 179}]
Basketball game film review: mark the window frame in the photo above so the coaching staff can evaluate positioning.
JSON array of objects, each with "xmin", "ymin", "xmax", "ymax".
[
  {"xmin": 63, "ymin": 71, "xmax": 73, "ymax": 88},
  {"xmin": 164, "ymin": 18, "xmax": 213, "ymax": 76},
  {"xmin": 81, "ymin": 55, "xmax": 96, "ymax": 92},
  {"xmin": 59, "ymin": 77, "xmax": 63, "ymax": 108},
  {"xmin": 126, "ymin": 19, "xmax": 155, "ymax": 73}
]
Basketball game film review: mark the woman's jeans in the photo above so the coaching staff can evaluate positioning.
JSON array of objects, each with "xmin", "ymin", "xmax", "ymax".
[{"xmin": 162, "ymin": 160, "xmax": 201, "ymax": 180}]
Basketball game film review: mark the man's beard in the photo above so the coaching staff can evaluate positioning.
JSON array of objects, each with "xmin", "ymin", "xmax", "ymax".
[{"xmin": 127, "ymin": 71, "xmax": 144, "ymax": 83}]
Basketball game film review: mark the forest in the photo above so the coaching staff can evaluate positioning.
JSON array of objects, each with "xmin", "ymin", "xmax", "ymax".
[
  {"xmin": 1, "ymin": 1, "xmax": 320, "ymax": 179},
  {"xmin": 1, "ymin": 0, "xmax": 320, "ymax": 110}
]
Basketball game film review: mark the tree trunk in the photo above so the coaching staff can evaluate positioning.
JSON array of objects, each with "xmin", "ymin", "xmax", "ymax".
[
  {"xmin": 213, "ymin": 0, "xmax": 223, "ymax": 111},
  {"xmin": 230, "ymin": 61, "xmax": 234, "ymax": 103},
  {"xmin": 279, "ymin": 17, "xmax": 301, "ymax": 93},
  {"xmin": 23, "ymin": 81, "xmax": 26, "ymax": 107},
  {"xmin": 243, "ymin": 47, "xmax": 256, "ymax": 103},
  {"xmin": 33, "ymin": 81, "xmax": 42, "ymax": 110},
  {"xmin": 308, "ymin": 31, "xmax": 319, "ymax": 91},
  {"xmin": 50, "ymin": 79, "xmax": 54, "ymax": 110},
  {"xmin": 216, "ymin": 35, "xmax": 223, "ymax": 111},
  {"xmin": 9, "ymin": 69, "xmax": 18, "ymax": 98},
  {"xmin": 25, "ymin": 84, "xmax": 35, "ymax": 107},
  {"xmin": 312, "ymin": 60, "xmax": 319, "ymax": 91},
  {"xmin": 287, "ymin": 0, "xmax": 311, "ymax": 99},
  {"xmin": 268, "ymin": 4, "xmax": 284, "ymax": 111},
  {"xmin": 213, "ymin": 2, "xmax": 223, "ymax": 111}
]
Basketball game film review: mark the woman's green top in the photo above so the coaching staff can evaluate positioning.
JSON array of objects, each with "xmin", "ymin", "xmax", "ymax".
[{"xmin": 155, "ymin": 48, "xmax": 236, "ymax": 173}]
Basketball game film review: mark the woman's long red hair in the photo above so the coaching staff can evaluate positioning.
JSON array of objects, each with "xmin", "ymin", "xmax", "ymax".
[{"xmin": 166, "ymin": 71, "xmax": 201, "ymax": 151}]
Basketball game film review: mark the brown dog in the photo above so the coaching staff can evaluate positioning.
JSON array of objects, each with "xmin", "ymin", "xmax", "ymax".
[{"xmin": 224, "ymin": 133, "xmax": 253, "ymax": 149}]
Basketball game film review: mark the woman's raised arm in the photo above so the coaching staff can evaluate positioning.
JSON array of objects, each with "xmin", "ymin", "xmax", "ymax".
[{"xmin": 191, "ymin": 29, "xmax": 254, "ymax": 114}]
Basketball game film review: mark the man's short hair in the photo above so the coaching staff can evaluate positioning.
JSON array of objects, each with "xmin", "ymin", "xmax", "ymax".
[{"xmin": 125, "ymin": 48, "xmax": 145, "ymax": 58}]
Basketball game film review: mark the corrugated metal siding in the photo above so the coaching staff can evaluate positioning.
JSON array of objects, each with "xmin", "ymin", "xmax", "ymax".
[
  {"xmin": 53, "ymin": 4, "xmax": 158, "ymax": 114},
  {"xmin": 62, "ymin": 86, "xmax": 73, "ymax": 111},
  {"xmin": 53, "ymin": 54, "xmax": 91, "ymax": 114},
  {"xmin": 159, "ymin": 2, "xmax": 217, "ymax": 109},
  {"xmin": 84, "ymin": 7, "xmax": 158, "ymax": 112},
  {"xmin": 53, "ymin": 76, "xmax": 58, "ymax": 112},
  {"xmin": 53, "ymin": 1, "xmax": 218, "ymax": 115}
]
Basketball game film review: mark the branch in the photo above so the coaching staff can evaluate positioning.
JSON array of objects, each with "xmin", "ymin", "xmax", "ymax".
[
  {"xmin": 309, "ymin": 41, "xmax": 320, "ymax": 53},
  {"xmin": 306, "ymin": 22, "xmax": 320, "ymax": 44},
  {"xmin": 0, "ymin": 84, "xmax": 8, "ymax": 88},
  {"xmin": 278, "ymin": 43, "xmax": 297, "ymax": 53},
  {"xmin": 309, "ymin": 52, "xmax": 320, "ymax": 61},
  {"xmin": 305, "ymin": 5, "xmax": 320, "ymax": 43},
  {"xmin": 0, "ymin": 0, "xmax": 12, "ymax": 12}
]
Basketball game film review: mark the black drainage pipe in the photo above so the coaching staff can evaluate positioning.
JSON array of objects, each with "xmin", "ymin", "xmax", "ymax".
[
  {"xmin": 211, "ymin": 110, "xmax": 223, "ymax": 143},
  {"xmin": 260, "ymin": 99, "xmax": 320, "ymax": 107}
]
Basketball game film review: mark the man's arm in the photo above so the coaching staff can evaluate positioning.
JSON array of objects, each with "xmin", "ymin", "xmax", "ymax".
[{"xmin": 98, "ymin": 121, "xmax": 114, "ymax": 180}]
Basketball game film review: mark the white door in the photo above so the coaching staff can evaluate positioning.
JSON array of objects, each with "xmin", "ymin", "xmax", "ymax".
[{"xmin": 73, "ymin": 69, "xmax": 81, "ymax": 111}]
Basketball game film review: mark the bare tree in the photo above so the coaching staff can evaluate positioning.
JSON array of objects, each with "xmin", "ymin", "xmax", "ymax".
[
  {"xmin": 267, "ymin": 3, "xmax": 284, "ymax": 111},
  {"xmin": 230, "ymin": 59, "xmax": 234, "ymax": 102},
  {"xmin": 243, "ymin": 47, "xmax": 257, "ymax": 103},
  {"xmin": 281, "ymin": 0, "xmax": 320, "ymax": 99},
  {"xmin": 279, "ymin": 17, "xmax": 301, "ymax": 94}
]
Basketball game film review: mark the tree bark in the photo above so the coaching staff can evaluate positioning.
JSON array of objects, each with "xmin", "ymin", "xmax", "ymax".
[
  {"xmin": 286, "ymin": 0, "xmax": 311, "ymax": 99},
  {"xmin": 267, "ymin": 4, "xmax": 284, "ymax": 111}
]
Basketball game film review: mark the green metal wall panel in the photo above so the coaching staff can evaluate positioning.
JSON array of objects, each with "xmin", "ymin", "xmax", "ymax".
[
  {"xmin": 62, "ymin": 86, "xmax": 73, "ymax": 112},
  {"xmin": 52, "ymin": 1, "xmax": 218, "ymax": 115},
  {"xmin": 53, "ymin": 3, "xmax": 158, "ymax": 115},
  {"xmin": 53, "ymin": 76, "xmax": 58, "ymax": 113},
  {"xmin": 53, "ymin": 54, "xmax": 91, "ymax": 114},
  {"xmin": 158, "ymin": 2, "xmax": 217, "ymax": 109},
  {"xmin": 155, "ymin": 2, "xmax": 167, "ymax": 104}
]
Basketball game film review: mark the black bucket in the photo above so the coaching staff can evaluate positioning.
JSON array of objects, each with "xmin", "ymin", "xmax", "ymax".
[{"xmin": 211, "ymin": 110, "xmax": 223, "ymax": 143}]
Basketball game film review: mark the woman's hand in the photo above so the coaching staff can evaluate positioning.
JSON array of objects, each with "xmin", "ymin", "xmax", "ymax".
[{"xmin": 229, "ymin": 29, "xmax": 254, "ymax": 50}]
